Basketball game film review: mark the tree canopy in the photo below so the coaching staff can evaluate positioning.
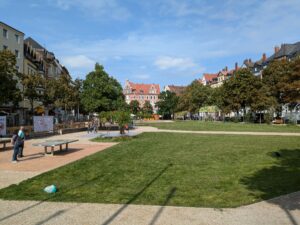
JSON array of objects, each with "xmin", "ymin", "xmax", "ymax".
[
  {"xmin": 0, "ymin": 50, "xmax": 21, "ymax": 106},
  {"xmin": 81, "ymin": 63, "xmax": 125, "ymax": 113},
  {"xmin": 156, "ymin": 91, "xmax": 179, "ymax": 119}
]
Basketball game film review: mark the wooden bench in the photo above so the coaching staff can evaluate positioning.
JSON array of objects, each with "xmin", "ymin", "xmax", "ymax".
[{"xmin": 33, "ymin": 139, "xmax": 78, "ymax": 156}]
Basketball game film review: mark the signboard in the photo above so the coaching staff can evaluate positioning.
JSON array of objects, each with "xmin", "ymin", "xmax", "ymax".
[
  {"xmin": 0, "ymin": 116, "xmax": 6, "ymax": 136},
  {"xmin": 33, "ymin": 116, "xmax": 54, "ymax": 132}
]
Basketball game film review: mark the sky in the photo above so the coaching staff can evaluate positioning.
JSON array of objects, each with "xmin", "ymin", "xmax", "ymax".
[{"xmin": 1, "ymin": 0, "xmax": 300, "ymax": 88}]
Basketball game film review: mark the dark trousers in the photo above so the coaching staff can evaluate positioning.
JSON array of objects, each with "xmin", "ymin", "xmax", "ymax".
[
  {"xmin": 12, "ymin": 143, "xmax": 20, "ymax": 161},
  {"xmin": 18, "ymin": 142, "xmax": 24, "ymax": 156}
]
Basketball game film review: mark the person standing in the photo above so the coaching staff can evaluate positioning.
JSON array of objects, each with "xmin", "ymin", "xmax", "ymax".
[
  {"xmin": 11, "ymin": 131, "xmax": 19, "ymax": 163},
  {"xmin": 17, "ymin": 126, "xmax": 25, "ymax": 158}
]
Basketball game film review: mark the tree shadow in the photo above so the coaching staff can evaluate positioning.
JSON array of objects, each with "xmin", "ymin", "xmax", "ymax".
[
  {"xmin": 101, "ymin": 163, "xmax": 172, "ymax": 225},
  {"xmin": 241, "ymin": 149, "xmax": 300, "ymax": 225},
  {"xmin": 148, "ymin": 187, "xmax": 177, "ymax": 225},
  {"xmin": 0, "ymin": 174, "xmax": 104, "ymax": 223}
]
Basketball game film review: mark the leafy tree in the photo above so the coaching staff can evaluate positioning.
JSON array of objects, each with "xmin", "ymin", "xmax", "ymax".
[
  {"xmin": 156, "ymin": 91, "xmax": 179, "ymax": 119},
  {"xmin": 0, "ymin": 50, "xmax": 21, "ymax": 106},
  {"xmin": 178, "ymin": 80, "xmax": 210, "ymax": 113},
  {"xmin": 221, "ymin": 69, "xmax": 256, "ymax": 118},
  {"xmin": 113, "ymin": 110, "xmax": 131, "ymax": 134},
  {"xmin": 281, "ymin": 58, "xmax": 300, "ymax": 105},
  {"xmin": 81, "ymin": 63, "xmax": 125, "ymax": 113},
  {"xmin": 21, "ymin": 73, "xmax": 44, "ymax": 115},
  {"xmin": 262, "ymin": 60, "xmax": 292, "ymax": 115},
  {"xmin": 142, "ymin": 100, "xmax": 153, "ymax": 115},
  {"xmin": 129, "ymin": 100, "xmax": 140, "ymax": 115}
]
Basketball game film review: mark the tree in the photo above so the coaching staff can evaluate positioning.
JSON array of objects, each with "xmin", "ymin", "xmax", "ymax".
[
  {"xmin": 0, "ymin": 50, "xmax": 21, "ymax": 106},
  {"xmin": 142, "ymin": 101, "xmax": 153, "ymax": 115},
  {"xmin": 21, "ymin": 73, "xmax": 44, "ymax": 116},
  {"xmin": 281, "ymin": 58, "xmax": 300, "ymax": 105},
  {"xmin": 129, "ymin": 100, "xmax": 140, "ymax": 115},
  {"xmin": 178, "ymin": 80, "xmax": 210, "ymax": 113},
  {"xmin": 81, "ymin": 63, "xmax": 125, "ymax": 113},
  {"xmin": 113, "ymin": 110, "xmax": 131, "ymax": 134},
  {"xmin": 262, "ymin": 60, "xmax": 292, "ymax": 116},
  {"xmin": 221, "ymin": 68, "xmax": 275, "ymax": 121},
  {"xmin": 156, "ymin": 91, "xmax": 179, "ymax": 119},
  {"xmin": 221, "ymin": 69, "xmax": 256, "ymax": 117}
]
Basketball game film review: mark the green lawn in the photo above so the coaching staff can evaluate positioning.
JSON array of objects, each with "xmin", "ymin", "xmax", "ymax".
[
  {"xmin": 138, "ymin": 121, "xmax": 300, "ymax": 133},
  {"xmin": 0, "ymin": 133, "xmax": 299, "ymax": 208}
]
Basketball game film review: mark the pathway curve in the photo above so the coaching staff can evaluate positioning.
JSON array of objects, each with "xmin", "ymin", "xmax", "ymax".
[{"xmin": 136, "ymin": 126, "xmax": 300, "ymax": 136}]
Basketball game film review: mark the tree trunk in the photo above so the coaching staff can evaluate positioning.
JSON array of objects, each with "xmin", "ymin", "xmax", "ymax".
[
  {"xmin": 120, "ymin": 126, "xmax": 125, "ymax": 134},
  {"xmin": 259, "ymin": 112, "xmax": 262, "ymax": 124}
]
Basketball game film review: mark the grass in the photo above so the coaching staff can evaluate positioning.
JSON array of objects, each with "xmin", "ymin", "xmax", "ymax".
[
  {"xmin": 138, "ymin": 120, "xmax": 300, "ymax": 133},
  {"xmin": 91, "ymin": 136, "xmax": 136, "ymax": 142},
  {"xmin": 0, "ymin": 132, "xmax": 299, "ymax": 208}
]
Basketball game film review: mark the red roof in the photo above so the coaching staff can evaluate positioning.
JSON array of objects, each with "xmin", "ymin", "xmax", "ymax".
[
  {"xmin": 203, "ymin": 73, "xmax": 218, "ymax": 81},
  {"xmin": 127, "ymin": 81, "xmax": 160, "ymax": 95}
]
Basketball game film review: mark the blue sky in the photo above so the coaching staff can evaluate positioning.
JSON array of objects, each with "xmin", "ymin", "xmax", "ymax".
[{"xmin": 1, "ymin": 0, "xmax": 300, "ymax": 88}]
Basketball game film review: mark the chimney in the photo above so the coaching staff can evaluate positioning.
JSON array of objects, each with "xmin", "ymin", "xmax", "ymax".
[
  {"xmin": 224, "ymin": 66, "xmax": 228, "ymax": 71},
  {"xmin": 262, "ymin": 53, "xmax": 267, "ymax": 62},
  {"xmin": 235, "ymin": 62, "xmax": 238, "ymax": 71},
  {"xmin": 249, "ymin": 58, "xmax": 252, "ymax": 63},
  {"xmin": 274, "ymin": 46, "xmax": 280, "ymax": 54}
]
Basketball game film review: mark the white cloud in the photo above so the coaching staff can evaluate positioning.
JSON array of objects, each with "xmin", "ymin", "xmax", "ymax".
[
  {"xmin": 62, "ymin": 55, "xmax": 95, "ymax": 69},
  {"xmin": 154, "ymin": 56, "xmax": 196, "ymax": 70},
  {"xmin": 51, "ymin": 0, "xmax": 130, "ymax": 20}
]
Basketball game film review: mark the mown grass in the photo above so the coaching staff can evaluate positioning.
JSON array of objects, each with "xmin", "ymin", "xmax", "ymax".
[
  {"xmin": 0, "ymin": 132, "xmax": 299, "ymax": 208},
  {"xmin": 138, "ymin": 120, "xmax": 300, "ymax": 133},
  {"xmin": 91, "ymin": 136, "xmax": 136, "ymax": 142}
]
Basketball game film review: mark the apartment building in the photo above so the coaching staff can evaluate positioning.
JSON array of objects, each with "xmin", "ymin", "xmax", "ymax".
[
  {"xmin": 0, "ymin": 21, "xmax": 24, "ymax": 73},
  {"xmin": 124, "ymin": 80, "xmax": 160, "ymax": 113}
]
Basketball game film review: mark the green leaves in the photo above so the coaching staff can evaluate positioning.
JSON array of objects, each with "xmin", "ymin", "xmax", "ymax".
[
  {"xmin": 156, "ymin": 91, "xmax": 179, "ymax": 119},
  {"xmin": 81, "ymin": 64, "xmax": 125, "ymax": 113},
  {"xmin": 0, "ymin": 50, "xmax": 21, "ymax": 105}
]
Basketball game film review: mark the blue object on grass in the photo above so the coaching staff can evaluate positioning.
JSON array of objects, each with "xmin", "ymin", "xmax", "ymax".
[{"xmin": 44, "ymin": 185, "xmax": 57, "ymax": 193}]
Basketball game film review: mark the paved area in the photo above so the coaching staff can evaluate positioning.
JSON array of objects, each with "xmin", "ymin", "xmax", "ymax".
[
  {"xmin": 0, "ymin": 131, "xmax": 117, "ymax": 188},
  {"xmin": 137, "ymin": 126, "xmax": 300, "ymax": 136},
  {"xmin": 0, "ymin": 128, "xmax": 299, "ymax": 225},
  {"xmin": 0, "ymin": 191, "xmax": 299, "ymax": 225}
]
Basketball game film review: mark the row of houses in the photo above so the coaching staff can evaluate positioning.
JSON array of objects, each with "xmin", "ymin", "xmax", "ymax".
[
  {"xmin": 124, "ymin": 41, "xmax": 300, "ymax": 118},
  {"xmin": 201, "ymin": 41, "xmax": 300, "ymax": 87},
  {"xmin": 0, "ymin": 21, "xmax": 70, "ymax": 125}
]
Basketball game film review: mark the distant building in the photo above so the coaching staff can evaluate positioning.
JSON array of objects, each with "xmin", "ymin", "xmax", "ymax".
[
  {"xmin": 24, "ymin": 37, "xmax": 67, "ymax": 79},
  {"xmin": 124, "ymin": 80, "xmax": 160, "ymax": 113},
  {"xmin": 0, "ymin": 21, "xmax": 24, "ymax": 73},
  {"xmin": 267, "ymin": 42, "xmax": 300, "ymax": 62},
  {"xmin": 200, "ymin": 73, "xmax": 218, "ymax": 86},
  {"xmin": 164, "ymin": 85, "xmax": 186, "ymax": 95},
  {"xmin": 243, "ymin": 41, "xmax": 300, "ymax": 78},
  {"xmin": 205, "ymin": 63, "xmax": 238, "ymax": 88}
]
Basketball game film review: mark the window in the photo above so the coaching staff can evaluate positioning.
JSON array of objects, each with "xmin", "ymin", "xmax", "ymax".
[
  {"xmin": 3, "ymin": 45, "xmax": 7, "ymax": 50},
  {"xmin": 15, "ymin": 34, "xmax": 20, "ymax": 43},
  {"xmin": 3, "ymin": 29, "xmax": 8, "ymax": 38},
  {"xmin": 16, "ymin": 66, "xmax": 19, "ymax": 72},
  {"xmin": 15, "ymin": 50, "xmax": 19, "ymax": 58}
]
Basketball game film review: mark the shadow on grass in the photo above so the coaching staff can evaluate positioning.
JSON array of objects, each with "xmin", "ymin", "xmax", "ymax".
[
  {"xmin": 0, "ymin": 174, "xmax": 104, "ymax": 223},
  {"xmin": 241, "ymin": 149, "xmax": 300, "ymax": 225},
  {"xmin": 148, "ymin": 187, "xmax": 177, "ymax": 225},
  {"xmin": 101, "ymin": 163, "xmax": 172, "ymax": 225}
]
